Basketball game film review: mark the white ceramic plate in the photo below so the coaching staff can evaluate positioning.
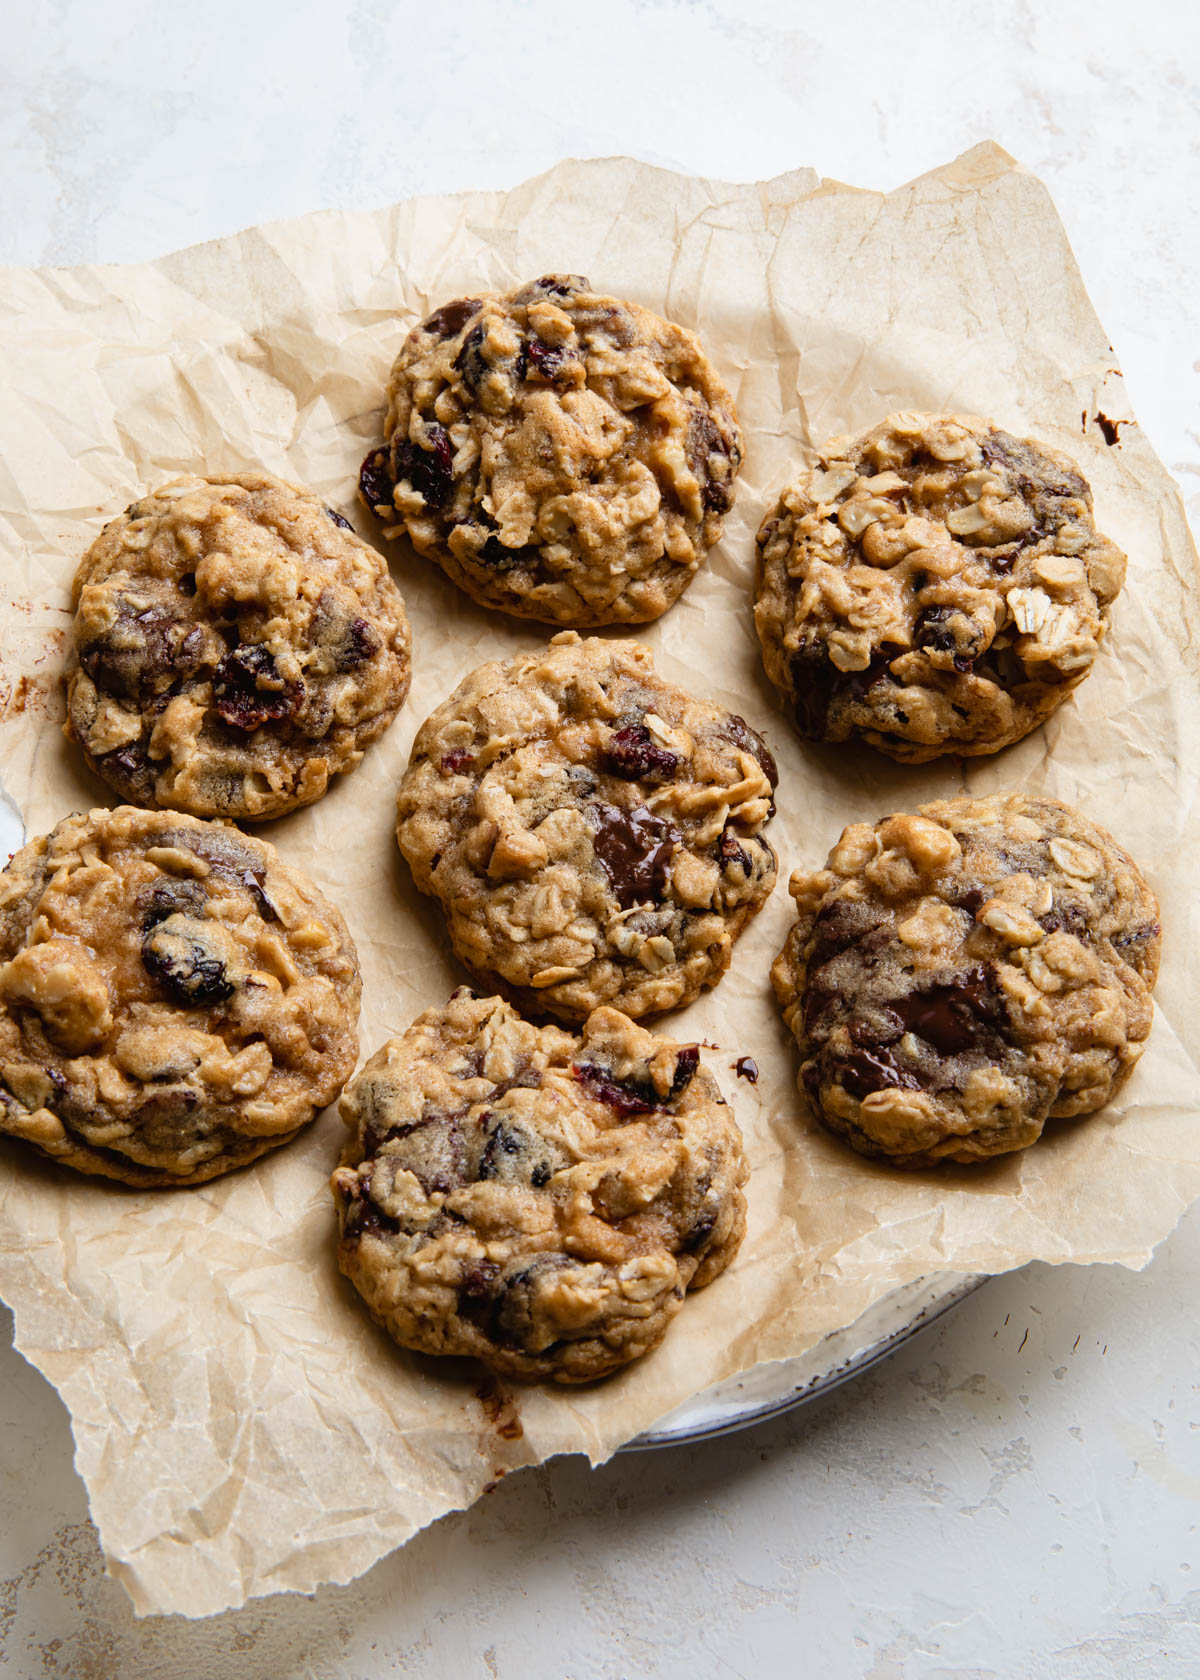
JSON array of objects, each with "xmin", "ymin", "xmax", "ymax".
[{"xmin": 630, "ymin": 1272, "xmax": 985, "ymax": 1449}]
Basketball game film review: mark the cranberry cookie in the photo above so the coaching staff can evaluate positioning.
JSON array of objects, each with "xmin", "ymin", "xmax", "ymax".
[
  {"xmin": 331, "ymin": 990, "xmax": 747, "ymax": 1383},
  {"xmin": 359, "ymin": 274, "xmax": 743, "ymax": 625},
  {"xmin": 66, "ymin": 471, "xmax": 412, "ymax": 820},
  {"xmin": 396, "ymin": 633, "xmax": 778, "ymax": 1022},
  {"xmin": 755, "ymin": 414, "xmax": 1126, "ymax": 761},
  {"xmin": 0, "ymin": 806, "xmax": 360, "ymax": 1185},
  {"xmin": 772, "ymin": 793, "xmax": 1159, "ymax": 1167}
]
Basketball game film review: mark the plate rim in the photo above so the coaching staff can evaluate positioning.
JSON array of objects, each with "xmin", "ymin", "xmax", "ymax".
[{"xmin": 625, "ymin": 1272, "xmax": 988, "ymax": 1451}]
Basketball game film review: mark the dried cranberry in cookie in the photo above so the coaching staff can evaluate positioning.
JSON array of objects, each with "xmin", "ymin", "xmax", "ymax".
[
  {"xmin": 772, "ymin": 792, "xmax": 1159, "ymax": 1166},
  {"xmin": 66, "ymin": 471, "xmax": 412, "ymax": 820},
  {"xmin": 755, "ymin": 414, "xmax": 1126, "ymax": 761},
  {"xmin": 395, "ymin": 633, "xmax": 779, "ymax": 1022},
  {"xmin": 360, "ymin": 276, "xmax": 743, "ymax": 626},
  {"xmin": 331, "ymin": 990, "xmax": 747, "ymax": 1382},
  {"xmin": 0, "ymin": 806, "xmax": 360, "ymax": 1185}
]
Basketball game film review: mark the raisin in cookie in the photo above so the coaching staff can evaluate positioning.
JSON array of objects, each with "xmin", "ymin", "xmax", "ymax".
[
  {"xmin": 396, "ymin": 632, "xmax": 778, "ymax": 1022},
  {"xmin": 66, "ymin": 471, "xmax": 412, "ymax": 820},
  {"xmin": 0, "ymin": 806, "xmax": 360, "ymax": 1185},
  {"xmin": 359, "ymin": 274, "xmax": 743, "ymax": 626},
  {"xmin": 755, "ymin": 414, "xmax": 1126, "ymax": 762},
  {"xmin": 772, "ymin": 793, "xmax": 1159, "ymax": 1168},
  {"xmin": 331, "ymin": 990, "xmax": 747, "ymax": 1383}
]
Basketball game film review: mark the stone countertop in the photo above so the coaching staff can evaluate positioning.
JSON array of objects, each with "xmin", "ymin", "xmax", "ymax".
[{"xmin": 2, "ymin": 2, "xmax": 1198, "ymax": 1674}]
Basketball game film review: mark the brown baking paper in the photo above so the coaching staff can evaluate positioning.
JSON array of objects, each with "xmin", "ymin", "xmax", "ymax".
[{"xmin": 2, "ymin": 143, "xmax": 1199, "ymax": 1618}]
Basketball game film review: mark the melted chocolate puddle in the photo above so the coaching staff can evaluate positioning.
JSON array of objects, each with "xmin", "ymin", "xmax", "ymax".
[
  {"xmin": 587, "ymin": 802, "xmax": 681, "ymax": 907},
  {"xmin": 890, "ymin": 964, "xmax": 1008, "ymax": 1056}
]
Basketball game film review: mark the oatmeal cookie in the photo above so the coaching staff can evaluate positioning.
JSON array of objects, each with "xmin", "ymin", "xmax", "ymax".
[
  {"xmin": 0, "ymin": 806, "xmax": 360, "ymax": 1185},
  {"xmin": 755, "ymin": 414, "xmax": 1126, "ymax": 761},
  {"xmin": 331, "ymin": 990, "xmax": 747, "ymax": 1383},
  {"xmin": 66, "ymin": 471, "xmax": 412, "ymax": 820},
  {"xmin": 359, "ymin": 274, "xmax": 743, "ymax": 625},
  {"xmin": 772, "ymin": 793, "xmax": 1159, "ymax": 1167},
  {"xmin": 396, "ymin": 633, "xmax": 778, "ymax": 1022}
]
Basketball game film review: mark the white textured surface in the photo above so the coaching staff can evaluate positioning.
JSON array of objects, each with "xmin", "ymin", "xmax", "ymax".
[{"xmin": 2, "ymin": 1, "xmax": 1199, "ymax": 1672}]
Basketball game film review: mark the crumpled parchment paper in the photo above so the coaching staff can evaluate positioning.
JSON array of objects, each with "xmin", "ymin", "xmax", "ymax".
[{"xmin": 1, "ymin": 142, "xmax": 1198, "ymax": 1619}]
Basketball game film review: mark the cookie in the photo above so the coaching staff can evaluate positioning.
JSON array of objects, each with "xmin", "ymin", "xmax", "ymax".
[
  {"xmin": 331, "ymin": 990, "xmax": 747, "ymax": 1383},
  {"xmin": 396, "ymin": 632, "xmax": 778, "ymax": 1022},
  {"xmin": 755, "ymin": 414, "xmax": 1126, "ymax": 761},
  {"xmin": 359, "ymin": 274, "xmax": 743, "ymax": 626},
  {"xmin": 772, "ymin": 793, "xmax": 1159, "ymax": 1167},
  {"xmin": 0, "ymin": 806, "xmax": 360, "ymax": 1185},
  {"xmin": 66, "ymin": 471, "xmax": 412, "ymax": 820}
]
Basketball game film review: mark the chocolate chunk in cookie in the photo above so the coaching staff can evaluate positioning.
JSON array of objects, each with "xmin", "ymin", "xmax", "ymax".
[
  {"xmin": 331, "ymin": 990, "xmax": 747, "ymax": 1382},
  {"xmin": 755, "ymin": 414, "xmax": 1127, "ymax": 761},
  {"xmin": 772, "ymin": 792, "xmax": 1160, "ymax": 1166},
  {"xmin": 360, "ymin": 276, "xmax": 743, "ymax": 626},
  {"xmin": 66, "ymin": 471, "xmax": 412, "ymax": 820},
  {"xmin": 396, "ymin": 632, "xmax": 778, "ymax": 1022},
  {"xmin": 0, "ymin": 806, "xmax": 360, "ymax": 1185}
]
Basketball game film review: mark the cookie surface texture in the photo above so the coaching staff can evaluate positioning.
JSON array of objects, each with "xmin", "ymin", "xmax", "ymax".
[
  {"xmin": 0, "ymin": 806, "xmax": 361, "ymax": 1185},
  {"xmin": 66, "ymin": 471, "xmax": 412, "ymax": 820},
  {"xmin": 331, "ymin": 991, "xmax": 748, "ymax": 1382},
  {"xmin": 755, "ymin": 414, "xmax": 1126, "ymax": 761},
  {"xmin": 396, "ymin": 632, "xmax": 779, "ymax": 1021},
  {"xmin": 360, "ymin": 274, "xmax": 743, "ymax": 625},
  {"xmin": 772, "ymin": 793, "xmax": 1159, "ymax": 1167}
]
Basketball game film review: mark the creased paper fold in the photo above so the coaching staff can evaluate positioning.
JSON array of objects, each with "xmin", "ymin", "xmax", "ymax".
[{"xmin": 1, "ymin": 143, "xmax": 1198, "ymax": 1618}]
